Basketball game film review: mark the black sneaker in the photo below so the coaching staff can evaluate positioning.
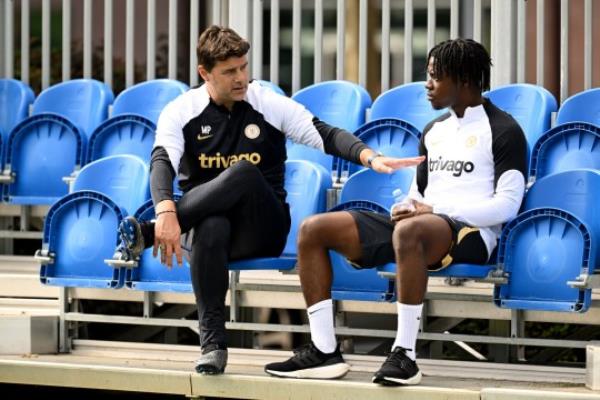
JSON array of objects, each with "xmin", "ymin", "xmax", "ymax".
[
  {"xmin": 195, "ymin": 343, "xmax": 228, "ymax": 375},
  {"xmin": 264, "ymin": 342, "xmax": 349, "ymax": 379},
  {"xmin": 114, "ymin": 216, "xmax": 145, "ymax": 261},
  {"xmin": 372, "ymin": 347, "xmax": 422, "ymax": 386}
]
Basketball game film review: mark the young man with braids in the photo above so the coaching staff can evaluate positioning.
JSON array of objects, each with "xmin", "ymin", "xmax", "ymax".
[
  {"xmin": 113, "ymin": 25, "xmax": 423, "ymax": 375},
  {"xmin": 265, "ymin": 39, "xmax": 528, "ymax": 385}
]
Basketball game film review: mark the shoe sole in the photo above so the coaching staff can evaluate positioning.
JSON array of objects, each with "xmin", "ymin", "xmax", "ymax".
[
  {"xmin": 195, "ymin": 365, "xmax": 225, "ymax": 375},
  {"xmin": 265, "ymin": 362, "xmax": 350, "ymax": 379},
  {"xmin": 372, "ymin": 370, "xmax": 422, "ymax": 386}
]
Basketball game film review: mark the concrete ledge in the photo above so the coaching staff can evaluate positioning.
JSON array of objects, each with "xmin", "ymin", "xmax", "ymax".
[
  {"xmin": 481, "ymin": 388, "xmax": 600, "ymax": 400},
  {"xmin": 190, "ymin": 374, "xmax": 479, "ymax": 400},
  {"xmin": 0, "ymin": 315, "xmax": 58, "ymax": 354},
  {"xmin": 588, "ymin": 344, "xmax": 600, "ymax": 391},
  {"xmin": 0, "ymin": 359, "xmax": 192, "ymax": 396},
  {"xmin": 0, "ymin": 343, "xmax": 594, "ymax": 400}
]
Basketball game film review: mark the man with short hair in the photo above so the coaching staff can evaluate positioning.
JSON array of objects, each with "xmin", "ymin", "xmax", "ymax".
[
  {"xmin": 265, "ymin": 38, "xmax": 528, "ymax": 385},
  {"xmin": 114, "ymin": 25, "xmax": 423, "ymax": 375}
]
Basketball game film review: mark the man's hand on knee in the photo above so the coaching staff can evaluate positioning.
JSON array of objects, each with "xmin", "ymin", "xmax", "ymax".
[{"xmin": 391, "ymin": 201, "xmax": 433, "ymax": 223}]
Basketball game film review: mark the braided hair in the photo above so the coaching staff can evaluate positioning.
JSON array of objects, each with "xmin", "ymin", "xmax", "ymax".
[{"xmin": 427, "ymin": 39, "xmax": 492, "ymax": 92}]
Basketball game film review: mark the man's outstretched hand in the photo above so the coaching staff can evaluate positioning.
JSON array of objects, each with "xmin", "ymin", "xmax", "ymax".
[{"xmin": 370, "ymin": 155, "xmax": 425, "ymax": 174}]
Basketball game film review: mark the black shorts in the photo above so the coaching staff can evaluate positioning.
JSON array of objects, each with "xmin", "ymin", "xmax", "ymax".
[{"xmin": 347, "ymin": 210, "xmax": 489, "ymax": 271}]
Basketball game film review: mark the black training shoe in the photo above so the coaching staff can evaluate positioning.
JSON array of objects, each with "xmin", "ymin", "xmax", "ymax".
[
  {"xmin": 264, "ymin": 342, "xmax": 349, "ymax": 379},
  {"xmin": 372, "ymin": 347, "xmax": 422, "ymax": 386},
  {"xmin": 195, "ymin": 343, "xmax": 228, "ymax": 375},
  {"xmin": 114, "ymin": 216, "xmax": 145, "ymax": 261}
]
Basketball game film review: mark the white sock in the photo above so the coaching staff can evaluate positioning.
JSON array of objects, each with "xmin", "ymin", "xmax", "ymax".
[
  {"xmin": 392, "ymin": 302, "xmax": 423, "ymax": 361},
  {"xmin": 307, "ymin": 299, "xmax": 337, "ymax": 354}
]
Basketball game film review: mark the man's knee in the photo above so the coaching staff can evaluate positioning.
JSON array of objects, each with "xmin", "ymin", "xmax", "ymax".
[
  {"xmin": 297, "ymin": 214, "xmax": 329, "ymax": 249},
  {"xmin": 223, "ymin": 159, "xmax": 262, "ymax": 185},
  {"xmin": 392, "ymin": 219, "xmax": 425, "ymax": 256}
]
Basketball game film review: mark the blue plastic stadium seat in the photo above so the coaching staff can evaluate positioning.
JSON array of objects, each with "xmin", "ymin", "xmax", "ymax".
[
  {"xmin": 3, "ymin": 79, "xmax": 113, "ymax": 205},
  {"xmin": 255, "ymin": 79, "xmax": 285, "ymax": 96},
  {"xmin": 230, "ymin": 160, "xmax": 332, "ymax": 271},
  {"xmin": 125, "ymin": 196, "xmax": 192, "ymax": 292},
  {"xmin": 72, "ymin": 154, "xmax": 151, "ymax": 215},
  {"xmin": 370, "ymin": 82, "xmax": 446, "ymax": 132},
  {"xmin": 87, "ymin": 80, "xmax": 188, "ymax": 164},
  {"xmin": 87, "ymin": 115, "xmax": 156, "ymax": 164},
  {"xmin": 494, "ymin": 169, "xmax": 600, "ymax": 312},
  {"xmin": 328, "ymin": 168, "xmax": 414, "ymax": 301},
  {"xmin": 39, "ymin": 191, "xmax": 126, "ymax": 288},
  {"xmin": 340, "ymin": 118, "xmax": 420, "ymax": 179},
  {"xmin": 288, "ymin": 81, "xmax": 372, "ymax": 173},
  {"xmin": 30, "ymin": 79, "xmax": 113, "ymax": 139},
  {"xmin": 486, "ymin": 83, "xmax": 557, "ymax": 148},
  {"xmin": 556, "ymin": 88, "xmax": 600, "ymax": 126},
  {"xmin": 529, "ymin": 122, "xmax": 600, "ymax": 181},
  {"xmin": 0, "ymin": 79, "xmax": 34, "ymax": 145},
  {"xmin": 38, "ymin": 155, "xmax": 150, "ymax": 289},
  {"xmin": 111, "ymin": 79, "xmax": 189, "ymax": 124}
]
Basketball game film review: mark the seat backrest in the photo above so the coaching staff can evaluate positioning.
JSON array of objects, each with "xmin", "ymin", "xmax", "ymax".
[
  {"xmin": 370, "ymin": 82, "xmax": 445, "ymax": 132},
  {"xmin": 486, "ymin": 84, "xmax": 557, "ymax": 147},
  {"xmin": 32, "ymin": 79, "xmax": 114, "ymax": 138},
  {"xmin": 343, "ymin": 118, "xmax": 420, "ymax": 177},
  {"xmin": 524, "ymin": 169, "xmax": 600, "ymax": 231},
  {"xmin": 283, "ymin": 160, "xmax": 332, "ymax": 256},
  {"xmin": 111, "ymin": 79, "xmax": 189, "ymax": 124},
  {"xmin": 556, "ymin": 88, "xmax": 600, "ymax": 126},
  {"xmin": 340, "ymin": 168, "xmax": 415, "ymax": 210},
  {"xmin": 292, "ymin": 80, "xmax": 371, "ymax": 132},
  {"xmin": 0, "ymin": 79, "xmax": 34, "ymax": 140},
  {"xmin": 73, "ymin": 155, "xmax": 150, "ymax": 215},
  {"xmin": 289, "ymin": 81, "xmax": 372, "ymax": 172},
  {"xmin": 529, "ymin": 123, "xmax": 600, "ymax": 181}
]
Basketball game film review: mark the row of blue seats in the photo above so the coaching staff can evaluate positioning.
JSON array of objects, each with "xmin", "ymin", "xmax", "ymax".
[
  {"xmin": 35, "ymin": 154, "xmax": 330, "ymax": 289},
  {"xmin": 3, "ymin": 77, "xmax": 600, "ymax": 206},
  {"xmin": 5, "ymin": 76, "xmax": 598, "ymax": 313},
  {"xmin": 0, "ymin": 78, "xmax": 188, "ymax": 205},
  {"xmin": 35, "ymin": 150, "xmax": 600, "ymax": 314},
  {"xmin": 293, "ymin": 81, "xmax": 600, "ymax": 182}
]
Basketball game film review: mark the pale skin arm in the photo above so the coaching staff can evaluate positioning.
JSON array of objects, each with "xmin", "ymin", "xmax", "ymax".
[{"xmin": 358, "ymin": 148, "xmax": 425, "ymax": 173}]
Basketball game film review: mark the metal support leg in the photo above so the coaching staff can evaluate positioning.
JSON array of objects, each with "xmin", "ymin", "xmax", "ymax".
[
  {"xmin": 20, "ymin": 205, "xmax": 31, "ymax": 231},
  {"xmin": 143, "ymin": 291, "xmax": 154, "ymax": 318},
  {"xmin": 59, "ymin": 287, "xmax": 71, "ymax": 353},
  {"xmin": 511, "ymin": 309, "xmax": 526, "ymax": 361},
  {"xmin": 334, "ymin": 300, "xmax": 354, "ymax": 353},
  {"xmin": 229, "ymin": 271, "xmax": 240, "ymax": 322}
]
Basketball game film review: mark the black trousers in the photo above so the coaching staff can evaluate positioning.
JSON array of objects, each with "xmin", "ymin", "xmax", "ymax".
[{"xmin": 176, "ymin": 160, "xmax": 290, "ymax": 347}]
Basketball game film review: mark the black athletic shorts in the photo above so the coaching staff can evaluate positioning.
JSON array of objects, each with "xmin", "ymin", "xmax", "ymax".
[{"xmin": 346, "ymin": 210, "xmax": 489, "ymax": 271}]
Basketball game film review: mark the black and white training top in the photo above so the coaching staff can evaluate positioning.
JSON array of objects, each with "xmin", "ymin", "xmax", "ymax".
[
  {"xmin": 151, "ymin": 80, "xmax": 367, "ymax": 204},
  {"xmin": 401, "ymin": 99, "xmax": 528, "ymax": 257}
]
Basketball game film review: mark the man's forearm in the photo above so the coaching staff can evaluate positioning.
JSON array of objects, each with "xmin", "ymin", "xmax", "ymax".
[{"xmin": 150, "ymin": 146, "xmax": 176, "ymax": 207}]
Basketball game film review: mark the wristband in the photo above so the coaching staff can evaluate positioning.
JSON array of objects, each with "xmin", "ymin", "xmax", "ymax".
[
  {"xmin": 367, "ymin": 151, "xmax": 384, "ymax": 167},
  {"xmin": 156, "ymin": 210, "xmax": 176, "ymax": 217}
]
